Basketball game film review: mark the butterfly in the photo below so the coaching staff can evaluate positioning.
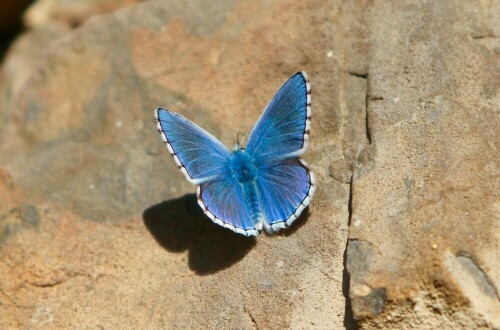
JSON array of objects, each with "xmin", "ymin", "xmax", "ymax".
[{"xmin": 154, "ymin": 72, "xmax": 315, "ymax": 236}]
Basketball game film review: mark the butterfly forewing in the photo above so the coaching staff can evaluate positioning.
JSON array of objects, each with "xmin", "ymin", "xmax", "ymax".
[
  {"xmin": 155, "ymin": 108, "xmax": 230, "ymax": 184},
  {"xmin": 246, "ymin": 72, "xmax": 311, "ymax": 163}
]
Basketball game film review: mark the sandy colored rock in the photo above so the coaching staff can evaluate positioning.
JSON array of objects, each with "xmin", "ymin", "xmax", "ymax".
[
  {"xmin": 346, "ymin": 1, "xmax": 500, "ymax": 329},
  {"xmin": 0, "ymin": 0, "xmax": 498, "ymax": 329},
  {"xmin": 24, "ymin": 0, "xmax": 145, "ymax": 28},
  {"xmin": 0, "ymin": 0, "xmax": 350, "ymax": 328}
]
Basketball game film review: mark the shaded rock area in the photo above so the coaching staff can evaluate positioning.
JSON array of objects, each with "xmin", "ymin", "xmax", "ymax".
[
  {"xmin": 0, "ymin": 0, "xmax": 498, "ymax": 329},
  {"xmin": 0, "ymin": 0, "xmax": 34, "ymax": 61}
]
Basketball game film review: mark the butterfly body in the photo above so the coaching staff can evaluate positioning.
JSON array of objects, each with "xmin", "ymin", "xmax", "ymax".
[
  {"xmin": 230, "ymin": 149, "xmax": 257, "ymax": 184},
  {"xmin": 229, "ymin": 149, "xmax": 263, "ymax": 223},
  {"xmin": 155, "ymin": 72, "xmax": 315, "ymax": 237}
]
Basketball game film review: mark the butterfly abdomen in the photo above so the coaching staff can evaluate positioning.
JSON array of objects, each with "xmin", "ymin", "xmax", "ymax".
[{"xmin": 243, "ymin": 181, "xmax": 262, "ymax": 221}]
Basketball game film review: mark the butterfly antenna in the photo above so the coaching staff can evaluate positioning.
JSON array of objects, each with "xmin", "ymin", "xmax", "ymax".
[{"xmin": 236, "ymin": 131, "xmax": 247, "ymax": 149}]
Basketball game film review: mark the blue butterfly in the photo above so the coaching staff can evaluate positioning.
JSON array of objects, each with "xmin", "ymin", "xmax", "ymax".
[{"xmin": 155, "ymin": 72, "xmax": 315, "ymax": 236}]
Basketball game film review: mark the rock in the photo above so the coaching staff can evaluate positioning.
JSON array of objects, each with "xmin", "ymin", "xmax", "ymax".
[
  {"xmin": 0, "ymin": 169, "xmax": 39, "ymax": 244},
  {"xmin": 24, "ymin": 0, "xmax": 145, "ymax": 28},
  {"xmin": 0, "ymin": 0, "xmax": 33, "ymax": 46},
  {"xmin": 0, "ymin": 0, "xmax": 349, "ymax": 328},
  {"xmin": 347, "ymin": 1, "xmax": 500, "ymax": 329},
  {"xmin": 0, "ymin": 0, "xmax": 498, "ymax": 328},
  {"xmin": 0, "ymin": 23, "xmax": 71, "ymax": 130},
  {"xmin": 19, "ymin": 204, "xmax": 40, "ymax": 228}
]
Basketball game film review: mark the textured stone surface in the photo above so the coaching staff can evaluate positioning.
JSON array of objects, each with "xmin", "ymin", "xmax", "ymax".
[
  {"xmin": 347, "ymin": 1, "xmax": 500, "ymax": 329},
  {"xmin": 0, "ymin": 0, "xmax": 498, "ymax": 329},
  {"xmin": 0, "ymin": 0, "xmax": 349, "ymax": 328}
]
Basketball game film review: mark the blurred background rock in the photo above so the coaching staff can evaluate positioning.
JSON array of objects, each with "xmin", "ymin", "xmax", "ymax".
[{"xmin": 0, "ymin": 0, "xmax": 33, "ymax": 61}]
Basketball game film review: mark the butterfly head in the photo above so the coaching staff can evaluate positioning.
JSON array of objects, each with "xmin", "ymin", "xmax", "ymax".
[{"xmin": 233, "ymin": 143, "xmax": 244, "ymax": 151}]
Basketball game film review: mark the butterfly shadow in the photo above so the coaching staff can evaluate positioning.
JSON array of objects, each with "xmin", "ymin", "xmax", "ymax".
[{"xmin": 142, "ymin": 194, "xmax": 256, "ymax": 275}]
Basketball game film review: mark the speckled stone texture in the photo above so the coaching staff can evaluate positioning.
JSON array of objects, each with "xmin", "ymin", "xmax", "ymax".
[
  {"xmin": 0, "ymin": 0, "xmax": 498, "ymax": 329},
  {"xmin": 347, "ymin": 1, "xmax": 499, "ymax": 329}
]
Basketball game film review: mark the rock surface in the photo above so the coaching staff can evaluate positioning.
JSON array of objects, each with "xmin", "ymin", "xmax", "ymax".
[
  {"xmin": 0, "ymin": 0, "xmax": 498, "ymax": 329},
  {"xmin": 0, "ymin": 0, "xmax": 348, "ymax": 328},
  {"xmin": 347, "ymin": 1, "xmax": 500, "ymax": 329},
  {"xmin": 24, "ymin": 0, "xmax": 145, "ymax": 28},
  {"xmin": 0, "ymin": 0, "xmax": 33, "ymax": 61}
]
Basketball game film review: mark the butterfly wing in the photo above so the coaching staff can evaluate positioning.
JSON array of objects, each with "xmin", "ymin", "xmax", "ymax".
[
  {"xmin": 156, "ymin": 108, "xmax": 258, "ymax": 236},
  {"xmin": 246, "ymin": 72, "xmax": 314, "ymax": 233},
  {"xmin": 246, "ymin": 72, "xmax": 311, "ymax": 162},
  {"xmin": 197, "ymin": 171, "xmax": 259, "ymax": 237},
  {"xmin": 256, "ymin": 158, "xmax": 315, "ymax": 232},
  {"xmin": 155, "ymin": 108, "xmax": 230, "ymax": 184}
]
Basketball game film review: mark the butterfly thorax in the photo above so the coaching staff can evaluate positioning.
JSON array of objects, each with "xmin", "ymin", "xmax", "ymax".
[{"xmin": 230, "ymin": 149, "xmax": 257, "ymax": 183}]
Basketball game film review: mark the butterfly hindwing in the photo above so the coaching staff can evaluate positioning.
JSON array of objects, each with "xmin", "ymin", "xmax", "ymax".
[
  {"xmin": 197, "ymin": 170, "xmax": 259, "ymax": 237},
  {"xmin": 155, "ymin": 108, "xmax": 230, "ymax": 184},
  {"xmin": 255, "ymin": 158, "xmax": 315, "ymax": 232},
  {"xmin": 246, "ymin": 72, "xmax": 311, "ymax": 163}
]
